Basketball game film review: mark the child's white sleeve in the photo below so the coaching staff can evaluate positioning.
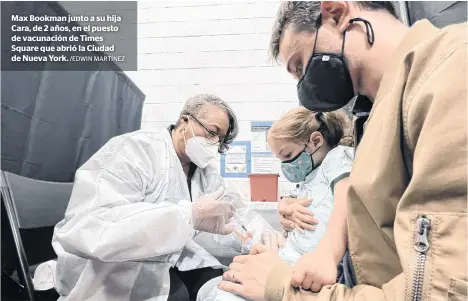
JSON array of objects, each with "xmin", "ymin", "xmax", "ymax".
[{"xmin": 321, "ymin": 146, "xmax": 354, "ymax": 191}]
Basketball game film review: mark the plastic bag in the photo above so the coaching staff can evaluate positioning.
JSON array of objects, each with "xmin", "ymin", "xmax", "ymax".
[{"xmin": 212, "ymin": 182, "xmax": 274, "ymax": 254}]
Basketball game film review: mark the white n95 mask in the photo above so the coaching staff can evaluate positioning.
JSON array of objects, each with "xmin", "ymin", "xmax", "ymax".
[{"xmin": 184, "ymin": 120, "xmax": 219, "ymax": 169}]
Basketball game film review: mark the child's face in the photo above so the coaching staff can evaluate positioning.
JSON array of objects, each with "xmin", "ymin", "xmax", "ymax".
[
  {"xmin": 267, "ymin": 132, "xmax": 326, "ymax": 163},
  {"xmin": 268, "ymin": 135, "xmax": 305, "ymax": 162}
]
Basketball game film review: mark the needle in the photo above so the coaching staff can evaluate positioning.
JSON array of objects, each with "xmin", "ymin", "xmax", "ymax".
[{"xmin": 233, "ymin": 213, "xmax": 248, "ymax": 232}]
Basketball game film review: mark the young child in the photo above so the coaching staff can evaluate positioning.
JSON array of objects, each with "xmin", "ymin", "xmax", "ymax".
[{"xmin": 200, "ymin": 107, "xmax": 354, "ymax": 301}]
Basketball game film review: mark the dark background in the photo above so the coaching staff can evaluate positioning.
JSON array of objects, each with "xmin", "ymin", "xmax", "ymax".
[
  {"xmin": 1, "ymin": 1, "xmax": 137, "ymax": 72},
  {"xmin": 1, "ymin": 1, "xmax": 145, "ymax": 182}
]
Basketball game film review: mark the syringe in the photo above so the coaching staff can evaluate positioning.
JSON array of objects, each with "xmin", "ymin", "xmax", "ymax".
[{"xmin": 232, "ymin": 213, "xmax": 248, "ymax": 232}]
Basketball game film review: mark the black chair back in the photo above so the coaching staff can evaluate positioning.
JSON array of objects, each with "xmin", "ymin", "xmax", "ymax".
[{"xmin": 1, "ymin": 171, "xmax": 73, "ymax": 300}]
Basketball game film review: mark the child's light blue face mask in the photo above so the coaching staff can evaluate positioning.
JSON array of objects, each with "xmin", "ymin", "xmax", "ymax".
[{"xmin": 281, "ymin": 145, "xmax": 320, "ymax": 183}]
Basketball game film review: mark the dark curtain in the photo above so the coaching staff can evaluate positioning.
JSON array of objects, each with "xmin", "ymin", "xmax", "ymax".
[
  {"xmin": 407, "ymin": 1, "xmax": 467, "ymax": 27},
  {"xmin": 1, "ymin": 2, "xmax": 145, "ymax": 182},
  {"xmin": 393, "ymin": 1, "xmax": 468, "ymax": 27}
]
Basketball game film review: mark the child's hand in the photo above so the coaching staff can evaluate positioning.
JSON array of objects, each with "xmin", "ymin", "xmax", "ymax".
[
  {"xmin": 260, "ymin": 230, "xmax": 286, "ymax": 251},
  {"xmin": 234, "ymin": 230, "xmax": 253, "ymax": 253},
  {"xmin": 278, "ymin": 198, "xmax": 317, "ymax": 232},
  {"xmin": 234, "ymin": 230, "xmax": 253, "ymax": 243},
  {"xmin": 291, "ymin": 243, "xmax": 338, "ymax": 292},
  {"xmin": 288, "ymin": 202, "xmax": 317, "ymax": 232}
]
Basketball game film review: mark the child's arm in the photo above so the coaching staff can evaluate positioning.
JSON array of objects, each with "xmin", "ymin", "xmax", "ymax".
[
  {"xmin": 290, "ymin": 177, "xmax": 350, "ymax": 291},
  {"xmin": 322, "ymin": 177, "xmax": 349, "ymax": 265}
]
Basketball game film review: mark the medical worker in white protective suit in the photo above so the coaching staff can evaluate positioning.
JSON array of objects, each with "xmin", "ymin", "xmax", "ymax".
[{"xmin": 52, "ymin": 94, "xmax": 284, "ymax": 301}]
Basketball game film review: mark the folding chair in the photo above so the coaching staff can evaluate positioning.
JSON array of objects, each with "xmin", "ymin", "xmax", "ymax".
[{"xmin": 1, "ymin": 171, "xmax": 73, "ymax": 301}]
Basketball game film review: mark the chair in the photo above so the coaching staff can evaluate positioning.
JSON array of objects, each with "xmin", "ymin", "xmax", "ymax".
[{"xmin": 1, "ymin": 171, "xmax": 73, "ymax": 301}]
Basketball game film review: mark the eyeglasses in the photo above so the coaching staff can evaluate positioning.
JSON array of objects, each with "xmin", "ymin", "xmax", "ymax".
[{"xmin": 188, "ymin": 115, "xmax": 227, "ymax": 152}]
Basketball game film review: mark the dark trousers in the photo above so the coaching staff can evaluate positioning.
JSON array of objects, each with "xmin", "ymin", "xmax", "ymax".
[{"xmin": 168, "ymin": 267, "xmax": 223, "ymax": 301}]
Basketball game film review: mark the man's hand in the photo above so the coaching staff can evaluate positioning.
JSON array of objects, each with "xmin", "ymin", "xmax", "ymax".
[
  {"xmin": 218, "ymin": 244, "xmax": 282, "ymax": 301},
  {"xmin": 291, "ymin": 241, "xmax": 339, "ymax": 292},
  {"xmin": 278, "ymin": 198, "xmax": 317, "ymax": 232}
]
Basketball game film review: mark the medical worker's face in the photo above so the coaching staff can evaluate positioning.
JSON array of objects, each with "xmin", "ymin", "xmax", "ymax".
[{"xmin": 177, "ymin": 104, "xmax": 230, "ymax": 160}]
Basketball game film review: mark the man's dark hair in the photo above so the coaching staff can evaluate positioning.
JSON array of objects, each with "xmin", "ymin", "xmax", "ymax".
[{"xmin": 269, "ymin": 1, "xmax": 397, "ymax": 62}]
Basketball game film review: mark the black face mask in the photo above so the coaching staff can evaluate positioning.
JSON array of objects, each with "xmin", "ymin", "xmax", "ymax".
[{"xmin": 297, "ymin": 17, "xmax": 375, "ymax": 112}]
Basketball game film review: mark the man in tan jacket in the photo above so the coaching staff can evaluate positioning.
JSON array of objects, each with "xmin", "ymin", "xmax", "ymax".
[{"xmin": 218, "ymin": 2, "xmax": 467, "ymax": 301}]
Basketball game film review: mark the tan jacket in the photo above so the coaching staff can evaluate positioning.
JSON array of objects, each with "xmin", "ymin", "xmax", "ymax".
[{"xmin": 265, "ymin": 20, "xmax": 467, "ymax": 301}]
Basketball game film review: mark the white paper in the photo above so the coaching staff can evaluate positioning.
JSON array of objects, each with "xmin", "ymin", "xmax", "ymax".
[
  {"xmin": 252, "ymin": 154, "xmax": 275, "ymax": 173},
  {"xmin": 251, "ymin": 124, "xmax": 272, "ymax": 153},
  {"xmin": 252, "ymin": 132, "xmax": 269, "ymax": 152},
  {"xmin": 229, "ymin": 145, "xmax": 247, "ymax": 153},
  {"xmin": 227, "ymin": 153, "xmax": 246, "ymax": 164},
  {"xmin": 225, "ymin": 163, "xmax": 246, "ymax": 173},
  {"xmin": 224, "ymin": 146, "xmax": 247, "ymax": 174}
]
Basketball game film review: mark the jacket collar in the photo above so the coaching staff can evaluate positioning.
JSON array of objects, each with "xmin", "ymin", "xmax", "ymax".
[
  {"xmin": 374, "ymin": 20, "xmax": 440, "ymax": 104},
  {"xmin": 390, "ymin": 20, "xmax": 440, "ymax": 66}
]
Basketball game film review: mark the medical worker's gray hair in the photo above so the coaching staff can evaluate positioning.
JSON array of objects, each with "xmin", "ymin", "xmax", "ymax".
[
  {"xmin": 176, "ymin": 93, "xmax": 239, "ymax": 153},
  {"xmin": 269, "ymin": 1, "xmax": 397, "ymax": 63}
]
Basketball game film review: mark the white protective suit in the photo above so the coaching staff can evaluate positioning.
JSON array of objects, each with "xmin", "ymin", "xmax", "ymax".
[{"xmin": 52, "ymin": 129, "xmax": 272, "ymax": 301}]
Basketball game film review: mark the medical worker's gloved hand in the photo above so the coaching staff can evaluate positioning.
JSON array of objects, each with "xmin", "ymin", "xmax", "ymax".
[{"xmin": 192, "ymin": 187, "xmax": 236, "ymax": 235}]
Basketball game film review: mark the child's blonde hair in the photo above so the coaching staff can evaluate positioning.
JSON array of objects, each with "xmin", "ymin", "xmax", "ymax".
[{"xmin": 269, "ymin": 107, "xmax": 353, "ymax": 147}]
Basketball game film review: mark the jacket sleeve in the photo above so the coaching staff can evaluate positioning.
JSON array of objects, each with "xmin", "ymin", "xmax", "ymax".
[
  {"xmin": 265, "ymin": 261, "xmax": 387, "ymax": 301},
  {"xmin": 264, "ymin": 33, "xmax": 467, "ymax": 301},
  {"xmin": 53, "ymin": 133, "xmax": 195, "ymax": 263}
]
